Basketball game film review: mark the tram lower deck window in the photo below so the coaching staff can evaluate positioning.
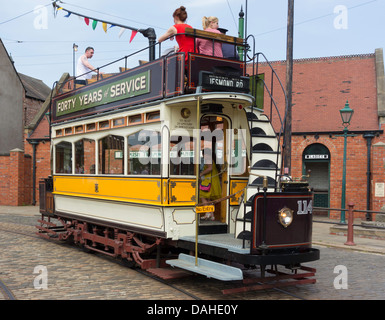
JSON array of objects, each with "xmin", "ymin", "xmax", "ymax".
[
  {"xmin": 55, "ymin": 141, "xmax": 72, "ymax": 174},
  {"xmin": 170, "ymin": 136, "xmax": 195, "ymax": 176},
  {"xmin": 75, "ymin": 139, "xmax": 96, "ymax": 174},
  {"xmin": 128, "ymin": 130, "xmax": 161, "ymax": 175},
  {"xmin": 98, "ymin": 135, "xmax": 124, "ymax": 175}
]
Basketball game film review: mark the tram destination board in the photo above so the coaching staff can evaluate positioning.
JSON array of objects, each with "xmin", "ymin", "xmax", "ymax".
[{"xmin": 199, "ymin": 71, "xmax": 250, "ymax": 93}]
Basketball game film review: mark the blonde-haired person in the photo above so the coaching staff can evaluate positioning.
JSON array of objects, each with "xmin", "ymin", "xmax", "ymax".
[{"xmin": 196, "ymin": 16, "xmax": 223, "ymax": 57}]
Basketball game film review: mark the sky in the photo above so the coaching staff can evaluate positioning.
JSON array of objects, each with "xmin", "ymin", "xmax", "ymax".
[{"xmin": 0, "ymin": 0, "xmax": 384, "ymax": 88}]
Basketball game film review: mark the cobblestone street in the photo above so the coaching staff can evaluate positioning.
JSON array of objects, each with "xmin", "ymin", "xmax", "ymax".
[{"xmin": 0, "ymin": 206, "xmax": 384, "ymax": 301}]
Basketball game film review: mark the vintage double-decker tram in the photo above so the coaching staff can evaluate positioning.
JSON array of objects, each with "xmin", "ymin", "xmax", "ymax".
[{"xmin": 38, "ymin": 27, "xmax": 319, "ymax": 293}]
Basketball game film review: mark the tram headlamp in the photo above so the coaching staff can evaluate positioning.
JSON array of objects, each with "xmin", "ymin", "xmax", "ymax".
[{"xmin": 278, "ymin": 207, "xmax": 293, "ymax": 228}]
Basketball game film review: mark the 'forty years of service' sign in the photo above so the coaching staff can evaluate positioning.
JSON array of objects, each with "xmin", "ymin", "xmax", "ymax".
[{"xmin": 56, "ymin": 70, "xmax": 150, "ymax": 117}]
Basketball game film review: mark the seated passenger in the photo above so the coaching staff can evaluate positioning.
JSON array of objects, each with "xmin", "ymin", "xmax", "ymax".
[
  {"xmin": 196, "ymin": 16, "xmax": 223, "ymax": 58},
  {"xmin": 218, "ymin": 27, "xmax": 240, "ymax": 60},
  {"xmin": 158, "ymin": 6, "xmax": 195, "ymax": 62}
]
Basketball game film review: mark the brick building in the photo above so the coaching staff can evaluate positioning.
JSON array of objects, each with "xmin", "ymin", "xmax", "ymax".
[
  {"xmin": 0, "ymin": 39, "xmax": 51, "ymax": 206},
  {"xmin": 254, "ymin": 49, "xmax": 385, "ymax": 220}
]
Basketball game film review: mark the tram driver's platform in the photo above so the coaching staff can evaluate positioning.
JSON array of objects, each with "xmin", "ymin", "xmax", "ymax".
[
  {"xmin": 179, "ymin": 233, "xmax": 250, "ymax": 255},
  {"xmin": 166, "ymin": 233, "xmax": 250, "ymax": 281}
]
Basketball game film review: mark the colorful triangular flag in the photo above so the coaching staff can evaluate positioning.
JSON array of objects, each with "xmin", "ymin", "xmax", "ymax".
[
  {"xmin": 118, "ymin": 28, "xmax": 126, "ymax": 38},
  {"xmin": 92, "ymin": 20, "xmax": 98, "ymax": 30},
  {"xmin": 130, "ymin": 30, "xmax": 138, "ymax": 43}
]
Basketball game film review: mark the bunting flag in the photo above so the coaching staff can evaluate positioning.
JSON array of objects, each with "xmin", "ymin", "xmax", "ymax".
[
  {"xmin": 129, "ymin": 30, "xmax": 138, "ymax": 43},
  {"xmin": 52, "ymin": 3, "xmax": 139, "ymax": 43},
  {"xmin": 118, "ymin": 28, "xmax": 126, "ymax": 38}
]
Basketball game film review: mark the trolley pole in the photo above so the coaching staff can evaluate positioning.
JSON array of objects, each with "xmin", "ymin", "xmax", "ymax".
[
  {"xmin": 283, "ymin": 0, "xmax": 294, "ymax": 176},
  {"xmin": 195, "ymin": 96, "xmax": 202, "ymax": 266}
]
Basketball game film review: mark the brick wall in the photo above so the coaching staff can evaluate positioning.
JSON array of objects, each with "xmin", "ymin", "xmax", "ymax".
[
  {"xmin": 23, "ymin": 97, "xmax": 43, "ymax": 127},
  {"xmin": 0, "ymin": 149, "xmax": 32, "ymax": 206},
  {"xmin": 0, "ymin": 154, "xmax": 11, "ymax": 204},
  {"xmin": 23, "ymin": 136, "xmax": 51, "ymax": 205}
]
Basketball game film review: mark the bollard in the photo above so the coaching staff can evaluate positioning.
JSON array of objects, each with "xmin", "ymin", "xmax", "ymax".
[{"xmin": 344, "ymin": 202, "xmax": 356, "ymax": 246}]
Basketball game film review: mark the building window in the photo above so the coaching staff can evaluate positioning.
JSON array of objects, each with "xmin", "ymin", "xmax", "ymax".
[
  {"xmin": 128, "ymin": 130, "xmax": 161, "ymax": 175},
  {"xmin": 98, "ymin": 135, "xmax": 124, "ymax": 175},
  {"xmin": 55, "ymin": 141, "xmax": 72, "ymax": 173}
]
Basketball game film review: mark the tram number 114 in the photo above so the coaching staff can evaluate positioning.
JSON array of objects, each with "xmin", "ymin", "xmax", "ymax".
[{"xmin": 297, "ymin": 200, "xmax": 313, "ymax": 215}]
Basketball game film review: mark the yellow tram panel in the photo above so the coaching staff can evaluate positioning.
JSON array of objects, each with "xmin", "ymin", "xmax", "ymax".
[
  {"xmin": 53, "ymin": 176, "xmax": 196, "ymax": 207},
  {"xmin": 229, "ymin": 179, "xmax": 248, "ymax": 205},
  {"xmin": 54, "ymin": 176, "xmax": 162, "ymax": 205},
  {"xmin": 166, "ymin": 178, "xmax": 196, "ymax": 206}
]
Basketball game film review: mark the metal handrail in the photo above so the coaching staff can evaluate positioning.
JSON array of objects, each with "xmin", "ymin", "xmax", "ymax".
[{"xmin": 313, "ymin": 206, "xmax": 385, "ymax": 229}]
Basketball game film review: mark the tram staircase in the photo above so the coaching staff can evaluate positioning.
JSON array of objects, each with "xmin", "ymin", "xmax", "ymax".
[
  {"xmin": 235, "ymin": 107, "xmax": 282, "ymax": 241},
  {"xmin": 233, "ymin": 53, "xmax": 287, "ymax": 243}
]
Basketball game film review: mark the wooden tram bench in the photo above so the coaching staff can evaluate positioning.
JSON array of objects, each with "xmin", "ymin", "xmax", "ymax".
[
  {"xmin": 184, "ymin": 27, "xmax": 245, "ymax": 47},
  {"xmin": 184, "ymin": 28, "xmax": 247, "ymax": 92}
]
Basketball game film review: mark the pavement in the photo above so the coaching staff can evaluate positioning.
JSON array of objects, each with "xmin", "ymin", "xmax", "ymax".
[
  {"xmin": 312, "ymin": 215, "xmax": 385, "ymax": 255},
  {"xmin": 1, "ymin": 205, "xmax": 384, "ymax": 255}
]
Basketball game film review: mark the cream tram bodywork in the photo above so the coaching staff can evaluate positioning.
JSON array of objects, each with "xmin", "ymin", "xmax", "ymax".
[{"xmin": 51, "ymin": 92, "xmax": 253, "ymax": 240}]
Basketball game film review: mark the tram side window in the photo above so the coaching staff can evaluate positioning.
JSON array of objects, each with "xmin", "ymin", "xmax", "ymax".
[
  {"xmin": 55, "ymin": 141, "xmax": 72, "ymax": 174},
  {"xmin": 75, "ymin": 139, "xmax": 96, "ymax": 174},
  {"xmin": 127, "ymin": 130, "xmax": 161, "ymax": 175},
  {"xmin": 170, "ymin": 136, "xmax": 195, "ymax": 176},
  {"xmin": 98, "ymin": 135, "xmax": 124, "ymax": 175}
]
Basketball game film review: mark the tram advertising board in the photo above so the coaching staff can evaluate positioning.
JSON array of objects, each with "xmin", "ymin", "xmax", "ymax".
[{"xmin": 52, "ymin": 60, "xmax": 164, "ymax": 123}]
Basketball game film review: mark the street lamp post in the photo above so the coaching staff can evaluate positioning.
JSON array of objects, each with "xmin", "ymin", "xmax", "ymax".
[{"xmin": 339, "ymin": 101, "xmax": 354, "ymax": 224}]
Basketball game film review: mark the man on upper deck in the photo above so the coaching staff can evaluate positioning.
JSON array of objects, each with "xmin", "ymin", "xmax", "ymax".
[{"xmin": 76, "ymin": 47, "xmax": 102, "ymax": 84}]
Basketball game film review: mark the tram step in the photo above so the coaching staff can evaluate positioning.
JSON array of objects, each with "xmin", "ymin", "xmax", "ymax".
[
  {"xmin": 237, "ymin": 230, "xmax": 252, "ymax": 240},
  {"xmin": 246, "ymin": 111, "xmax": 258, "ymax": 120},
  {"xmin": 166, "ymin": 253, "xmax": 243, "ymax": 281},
  {"xmin": 199, "ymin": 221, "xmax": 227, "ymax": 235}
]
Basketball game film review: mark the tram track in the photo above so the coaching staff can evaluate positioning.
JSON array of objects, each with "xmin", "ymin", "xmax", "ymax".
[
  {"xmin": 0, "ymin": 279, "xmax": 16, "ymax": 300},
  {"xmin": 0, "ymin": 219, "xmax": 310, "ymax": 300}
]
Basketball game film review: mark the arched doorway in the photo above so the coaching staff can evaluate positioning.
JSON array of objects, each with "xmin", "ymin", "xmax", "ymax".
[{"xmin": 303, "ymin": 143, "xmax": 330, "ymax": 215}]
